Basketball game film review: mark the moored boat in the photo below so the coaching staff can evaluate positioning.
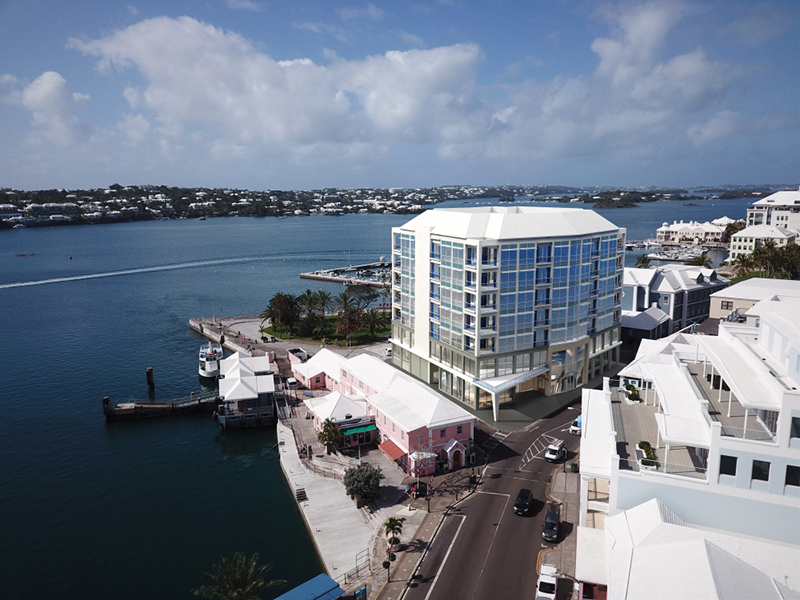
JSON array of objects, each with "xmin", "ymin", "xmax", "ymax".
[{"xmin": 199, "ymin": 342, "xmax": 223, "ymax": 378}]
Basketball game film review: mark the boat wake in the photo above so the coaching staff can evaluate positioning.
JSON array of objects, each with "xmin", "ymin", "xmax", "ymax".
[{"xmin": 0, "ymin": 250, "xmax": 384, "ymax": 289}]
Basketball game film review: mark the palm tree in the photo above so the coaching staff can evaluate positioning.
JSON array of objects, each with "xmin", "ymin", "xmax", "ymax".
[
  {"xmin": 686, "ymin": 253, "xmax": 711, "ymax": 268},
  {"xmin": 192, "ymin": 552, "xmax": 286, "ymax": 600},
  {"xmin": 261, "ymin": 292, "xmax": 299, "ymax": 338},
  {"xmin": 732, "ymin": 253, "xmax": 752, "ymax": 278},
  {"xmin": 316, "ymin": 418, "xmax": 343, "ymax": 455},
  {"xmin": 634, "ymin": 254, "xmax": 651, "ymax": 269},
  {"xmin": 384, "ymin": 516, "xmax": 403, "ymax": 548},
  {"xmin": 362, "ymin": 308, "xmax": 385, "ymax": 340},
  {"xmin": 297, "ymin": 289, "xmax": 318, "ymax": 319},
  {"xmin": 315, "ymin": 289, "xmax": 333, "ymax": 337}
]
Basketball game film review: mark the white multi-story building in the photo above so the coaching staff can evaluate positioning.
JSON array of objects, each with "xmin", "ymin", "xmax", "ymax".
[
  {"xmin": 655, "ymin": 220, "xmax": 724, "ymax": 244},
  {"xmin": 390, "ymin": 206, "xmax": 625, "ymax": 421},
  {"xmin": 729, "ymin": 224, "xmax": 797, "ymax": 260},
  {"xmin": 747, "ymin": 188, "xmax": 800, "ymax": 230},
  {"xmin": 576, "ymin": 295, "xmax": 800, "ymax": 597}
]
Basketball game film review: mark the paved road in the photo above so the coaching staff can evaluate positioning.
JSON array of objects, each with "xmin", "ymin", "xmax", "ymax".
[{"xmin": 404, "ymin": 406, "xmax": 582, "ymax": 600}]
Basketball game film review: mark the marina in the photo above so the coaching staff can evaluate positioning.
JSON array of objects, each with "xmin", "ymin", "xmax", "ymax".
[
  {"xmin": 300, "ymin": 259, "xmax": 391, "ymax": 288},
  {"xmin": 646, "ymin": 244, "xmax": 708, "ymax": 262},
  {"xmin": 102, "ymin": 389, "xmax": 220, "ymax": 421}
]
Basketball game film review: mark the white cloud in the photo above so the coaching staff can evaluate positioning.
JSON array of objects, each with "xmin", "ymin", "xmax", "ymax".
[
  {"xmin": 338, "ymin": 4, "xmax": 384, "ymax": 20},
  {"xmin": 20, "ymin": 71, "xmax": 90, "ymax": 146},
  {"xmin": 294, "ymin": 21, "xmax": 351, "ymax": 43},
  {"xmin": 724, "ymin": 2, "xmax": 796, "ymax": 47},
  {"xmin": 226, "ymin": 0, "xmax": 264, "ymax": 12},
  {"xmin": 687, "ymin": 110, "xmax": 740, "ymax": 145},
  {"xmin": 72, "ymin": 91, "xmax": 91, "ymax": 105},
  {"xmin": 119, "ymin": 113, "xmax": 151, "ymax": 143}
]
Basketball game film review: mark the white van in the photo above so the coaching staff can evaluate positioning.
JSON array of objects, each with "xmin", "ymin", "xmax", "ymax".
[{"xmin": 544, "ymin": 439, "xmax": 567, "ymax": 462}]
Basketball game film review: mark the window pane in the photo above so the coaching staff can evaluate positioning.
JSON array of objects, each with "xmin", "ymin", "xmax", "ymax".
[
  {"xmin": 752, "ymin": 460, "xmax": 770, "ymax": 482},
  {"xmin": 786, "ymin": 465, "xmax": 800, "ymax": 487},
  {"xmin": 719, "ymin": 455, "xmax": 737, "ymax": 476}
]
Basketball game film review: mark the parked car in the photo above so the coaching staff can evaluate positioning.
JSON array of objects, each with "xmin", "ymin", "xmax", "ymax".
[
  {"xmin": 542, "ymin": 507, "xmax": 560, "ymax": 542},
  {"xmin": 513, "ymin": 488, "xmax": 533, "ymax": 516},
  {"xmin": 569, "ymin": 416, "xmax": 582, "ymax": 435},
  {"xmin": 536, "ymin": 564, "xmax": 558, "ymax": 600},
  {"xmin": 544, "ymin": 439, "xmax": 567, "ymax": 462},
  {"xmin": 405, "ymin": 481, "xmax": 428, "ymax": 499}
]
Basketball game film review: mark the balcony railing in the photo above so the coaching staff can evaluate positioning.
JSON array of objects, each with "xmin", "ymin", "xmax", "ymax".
[
  {"xmin": 618, "ymin": 458, "xmax": 708, "ymax": 480},
  {"xmin": 720, "ymin": 425, "xmax": 776, "ymax": 442},
  {"xmin": 465, "ymin": 281, "xmax": 476, "ymax": 290},
  {"xmin": 536, "ymin": 277, "xmax": 551, "ymax": 285}
]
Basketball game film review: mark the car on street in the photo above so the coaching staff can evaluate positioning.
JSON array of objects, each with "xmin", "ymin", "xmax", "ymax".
[
  {"xmin": 569, "ymin": 416, "xmax": 582, "ymax": 435},
  {"xmin": 542, "ymin": 507, "xmax": 560, "ymax": 542},
  {"xmin": 544, "ymin": 439, "xmax": 567, "ymax": 462},
  {"xmin": 512, "ymin": 488, "xmax": 532, "ymax": 515},
  {"xmin": 536, "ymin": 564, "xmax": 558, "ymax": 600}
]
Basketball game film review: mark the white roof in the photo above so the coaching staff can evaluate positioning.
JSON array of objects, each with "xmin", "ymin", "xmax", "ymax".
[
  {"xmin": 748, "ymin": 295, "xmax": 800, "ymax": 349},
  {"xmin": 711, "ymin": 216, "xmax": 738, "ymax": 226},
  {"xmin": 697, "ymin": 335, "xmax": 784, "ymax": 410},
  {"xmin": 619, "ymin": 332, "xmax": 700, "ymax": 381},
  {"xmin": 293, "ymin": 348, "xmax": 347, "ymax": 382},
  {"xmin": 219, "ymin": 374, "xmax": 274, "ymax": 401},
  {"xmin": 604, "ymin": 499, "xmax": 800, "ymax": 599},
  {"xmin": 711, "ymin": 278, "xmax": 800, "ymax": 301},
  {"xmin": 579, "ymin": 387, "xmax": 616, "ymax": 478},
  {"xmin": 733, "ymin": 224, "xmax": 796, "ymax": 239},
  {"xmin": 644, "ymin": 363, "xmax": 710, "ymax": 447},
  {"xmin": 621, "ymin": 306, "xmax": 669, "ymax": 331},
  {"xmin": 575, "ymin": 526, "xmax": 608, "ymax": 585},
  {"xmin": 751, "ymin": 188, "xmax": 800, "ymax": 208},
  {"xmin": 303, "ymin": 391, "xmax": 367, "ymax": 422},
  {"xmin": 398, "ymin": 206, "xmax": 621, "ymax": 241},
  {"xmin": 623, "ymin": 267, "xmax": 657, "ymax": 287}
]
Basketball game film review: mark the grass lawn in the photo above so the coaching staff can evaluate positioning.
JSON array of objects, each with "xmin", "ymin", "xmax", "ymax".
[{"xmin": 260, "ymin": 315, "xmax": 391, "ymax": 346}]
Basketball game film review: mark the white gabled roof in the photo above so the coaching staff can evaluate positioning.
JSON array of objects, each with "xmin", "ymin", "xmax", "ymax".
[
  {"xmin": 604, "ymin": 499, "xmax": 800, "ymax": 599},
  {"xmin": 398, "ymin": 206, "xmax": 620, "ymax": 241},
  {"xmin": 621, "ymin": 306, "xmax": 669, "ymax": 331},
  {"xmin": 733, "ymin": 224, "xmax": 796, "ymax": 239},
  {"xmin": 623, "ymin": 267, "xmax": 658, "ymax": 287},
  {"xmin": 293, "ymin": 348, "xmax": 347, "ymax": 382},
  {"xmin": 303, "ymin": 391, "xmax": 367, "ymax": 422}
]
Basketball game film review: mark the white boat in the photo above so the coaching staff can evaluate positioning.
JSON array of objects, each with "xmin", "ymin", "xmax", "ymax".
[{"xmin": 198, "ymin": 342, "xmax": 223, "ymax": 378}]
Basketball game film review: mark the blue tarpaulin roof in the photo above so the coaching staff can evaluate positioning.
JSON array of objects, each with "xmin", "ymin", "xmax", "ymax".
[{"xmin": 274, "ymin": 573, "xmax": 344, "ymax": 600}]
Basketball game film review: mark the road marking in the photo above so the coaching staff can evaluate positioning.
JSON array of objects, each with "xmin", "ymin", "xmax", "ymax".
[
  {"xmin": 424, "ymin": 515, "xmax": 466, "ymax": 600},
  {"xmin": 473, "ymin": 494, "xmax": 512, "ymax": 599},
  {"xmin": 477, "ymin": 490, "xmax": 511, "ymax": 497}
]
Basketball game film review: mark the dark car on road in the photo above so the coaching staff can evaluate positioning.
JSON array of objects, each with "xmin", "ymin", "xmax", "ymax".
[
  {"xmin": 513, "ymin": 488, "xmax": 533, "ymax": 516},
  {"xmin": 542, "ymin": 507, "xmax": 560, "ymax": 542}
]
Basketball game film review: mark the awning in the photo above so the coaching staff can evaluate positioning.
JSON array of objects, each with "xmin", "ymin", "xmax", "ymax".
[
  {"xmin": 472, "ymin": 364, "xmax": 549, "ymax": 395},
  {"xmin": 379, "ymin": 439, "xmax": 406, "ymax": 461},
  {"xmin": 274, "ymin": 573, "xmax": 344, "ymax": 600},
  {"xmin": 342, "ymin": 424, "xmax": 376, "ymax": 435}
]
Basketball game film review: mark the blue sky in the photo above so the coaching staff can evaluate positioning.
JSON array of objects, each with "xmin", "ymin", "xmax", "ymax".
[{"xmin": 1, "ymin": 0, "xmax": 797, "ymax": 191}]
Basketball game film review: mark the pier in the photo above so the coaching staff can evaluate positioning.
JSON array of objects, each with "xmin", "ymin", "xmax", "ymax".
[
  {"xmin": 103, "ymin": 390, "xmax": 220, "ymax": 421},
  {"xmin": 299, "ymin": 260, "xmax": 390, "ymax": 288}
]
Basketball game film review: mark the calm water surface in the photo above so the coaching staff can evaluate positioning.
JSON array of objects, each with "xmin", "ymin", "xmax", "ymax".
[{"xmin": 0, "ymin": 199, "xmax": 751, "ymax": 599}]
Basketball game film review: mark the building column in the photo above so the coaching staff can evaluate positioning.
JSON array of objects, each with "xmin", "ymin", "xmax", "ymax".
[
  {"xmin": 579, "ymin": 474, "xmax": 590, "ymax": 527},
  {"xmin": 492, "ymin": 391, "xmax": 499, "ymax": 422}
]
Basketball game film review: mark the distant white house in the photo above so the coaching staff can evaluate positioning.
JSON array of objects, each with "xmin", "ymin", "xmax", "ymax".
[
  {"xmin": 656, "ymin": 220, "xmax": 724, "ymax": 244},
  {"xmin": 746, "ymin": 188, "xmax": 800, "ymax": 230}
]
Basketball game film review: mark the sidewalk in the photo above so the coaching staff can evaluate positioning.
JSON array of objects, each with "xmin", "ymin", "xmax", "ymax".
[{"xmin": 543, "ymin": 468, "xmax": 581, "ymax": 582}]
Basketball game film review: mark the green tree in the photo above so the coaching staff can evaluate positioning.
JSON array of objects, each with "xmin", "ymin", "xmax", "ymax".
[
  {"xmin": 316, "ymin": 418, "xmax": 343, "ymax": 455},
  {"xmin": 384, "ymin": 516, "xmax": 403, "ymax": 547},
  {"xmin": 315, "ymin": 289, "xmax": 333, "ymax": 338},
  {"xmin": 260, "ymin": 292, "xmax": 299, "ymax": 338},
  {"xmin": 334, "ymin": 289, "xmax": 361, "ymax": 344},
  {"xmin": 634, "ymin": 254, "xmax": 651, "ymax": 269},
  {"xmin": 191, "ymin": 553, "xmax": 286, "ymax": 600},
  {"xmin": 686, "ymin": 253, "xmax": 711, "ymax": 268},
  {"xmin": 343, "ymin": 463, "xmax": 385, "ymax": 502},
  {"xmin": 732, "ymin": 253, "xmax": 752, "ymax": 278},
  {"xmin": 362, "ymin": 308, "xmax": 386, "ymax": 340}
]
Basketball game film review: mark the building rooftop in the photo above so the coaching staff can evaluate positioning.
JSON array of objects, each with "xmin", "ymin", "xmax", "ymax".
[
  {"xmin": 621, "ymin": 306, "xmax": 669, "ymax": 331},
  {"xmin": 710, "ymin": 277, "xmax": 800, "ymax": 302},
  {"xmin": 398, "ymin": 206, "xmax": 621, "ymax": 240},
  {"xmin": 603, "ymin": 499, "xmax": 800, "ymax": 599},
  {"xmin": 732, "ymin": 224, "xmax": 796, "ymax": 239},
  {"xmin": 751, "ymin": 188, "xmax": 800, "ymax": 207}
]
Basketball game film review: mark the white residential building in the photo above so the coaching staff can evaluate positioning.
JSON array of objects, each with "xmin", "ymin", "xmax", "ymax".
[
  {"xmin": 709, "ymin": 278, "xmax": 800, "ymax": 320},
  {"xmin": 729, "ymin": 224, "xmax": 797, "ymax": 260},
  {"xmin": 390, "ymin": 206, "xmax": 626, "ymax": 421},
  {"xmin": 622, "ymin": 265, "xmax": 729, "ymax": 334},
  {"xmin": 747, "ymin": 188, "xmax": 800, "ymax": 230},
  {"xmin": 655, "ymin": 220, "xmax": 724, "ymax": 244},
  {"xmin": 576, "ymin": 296, "xmax": 800, "ymax": 597}
]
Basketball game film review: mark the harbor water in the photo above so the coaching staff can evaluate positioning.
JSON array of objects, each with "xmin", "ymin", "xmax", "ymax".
[{"xmin": 0, "ymin": 198, "xmax": 752, "ymax": 599}]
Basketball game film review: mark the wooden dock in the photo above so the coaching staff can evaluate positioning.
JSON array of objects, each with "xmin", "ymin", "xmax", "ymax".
[{"xmin": 103, "ymin": 390, "xmax": 220, "ymax": 421}]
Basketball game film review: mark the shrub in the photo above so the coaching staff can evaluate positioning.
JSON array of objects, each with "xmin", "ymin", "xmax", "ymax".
[{"xmin": 343, "ymin": 463, "xmax": 385, "ymax": 502}]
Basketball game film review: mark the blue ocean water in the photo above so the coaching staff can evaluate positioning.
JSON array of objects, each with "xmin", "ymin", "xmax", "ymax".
[{"xmin": 0, "ymin": 198, "xmax": 751, "ymax": 599}]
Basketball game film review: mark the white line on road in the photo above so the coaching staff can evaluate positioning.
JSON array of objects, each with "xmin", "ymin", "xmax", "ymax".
[
  {"xmin": 424, "ymin": 515, "xmax": 466, "ymax": 600},
  {"xmin": 472, "ymin": 494, "xmax": 512, "ymax": 600},
  {"xmin": 477, "ymin": 490, "xmax": 512, "ymax": 497}
]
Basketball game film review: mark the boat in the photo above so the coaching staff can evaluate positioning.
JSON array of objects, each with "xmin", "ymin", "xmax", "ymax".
[
  {"xmin": 197, "ymin": 216, "xmax": 207, "ymax": 221},
  {"xmin": 198, "ymin": 342, "xmax": 223, "ymax": 378},
  {"xmin": 13, "ymin": 224, "xmax": 25, "ymax": 229}
]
